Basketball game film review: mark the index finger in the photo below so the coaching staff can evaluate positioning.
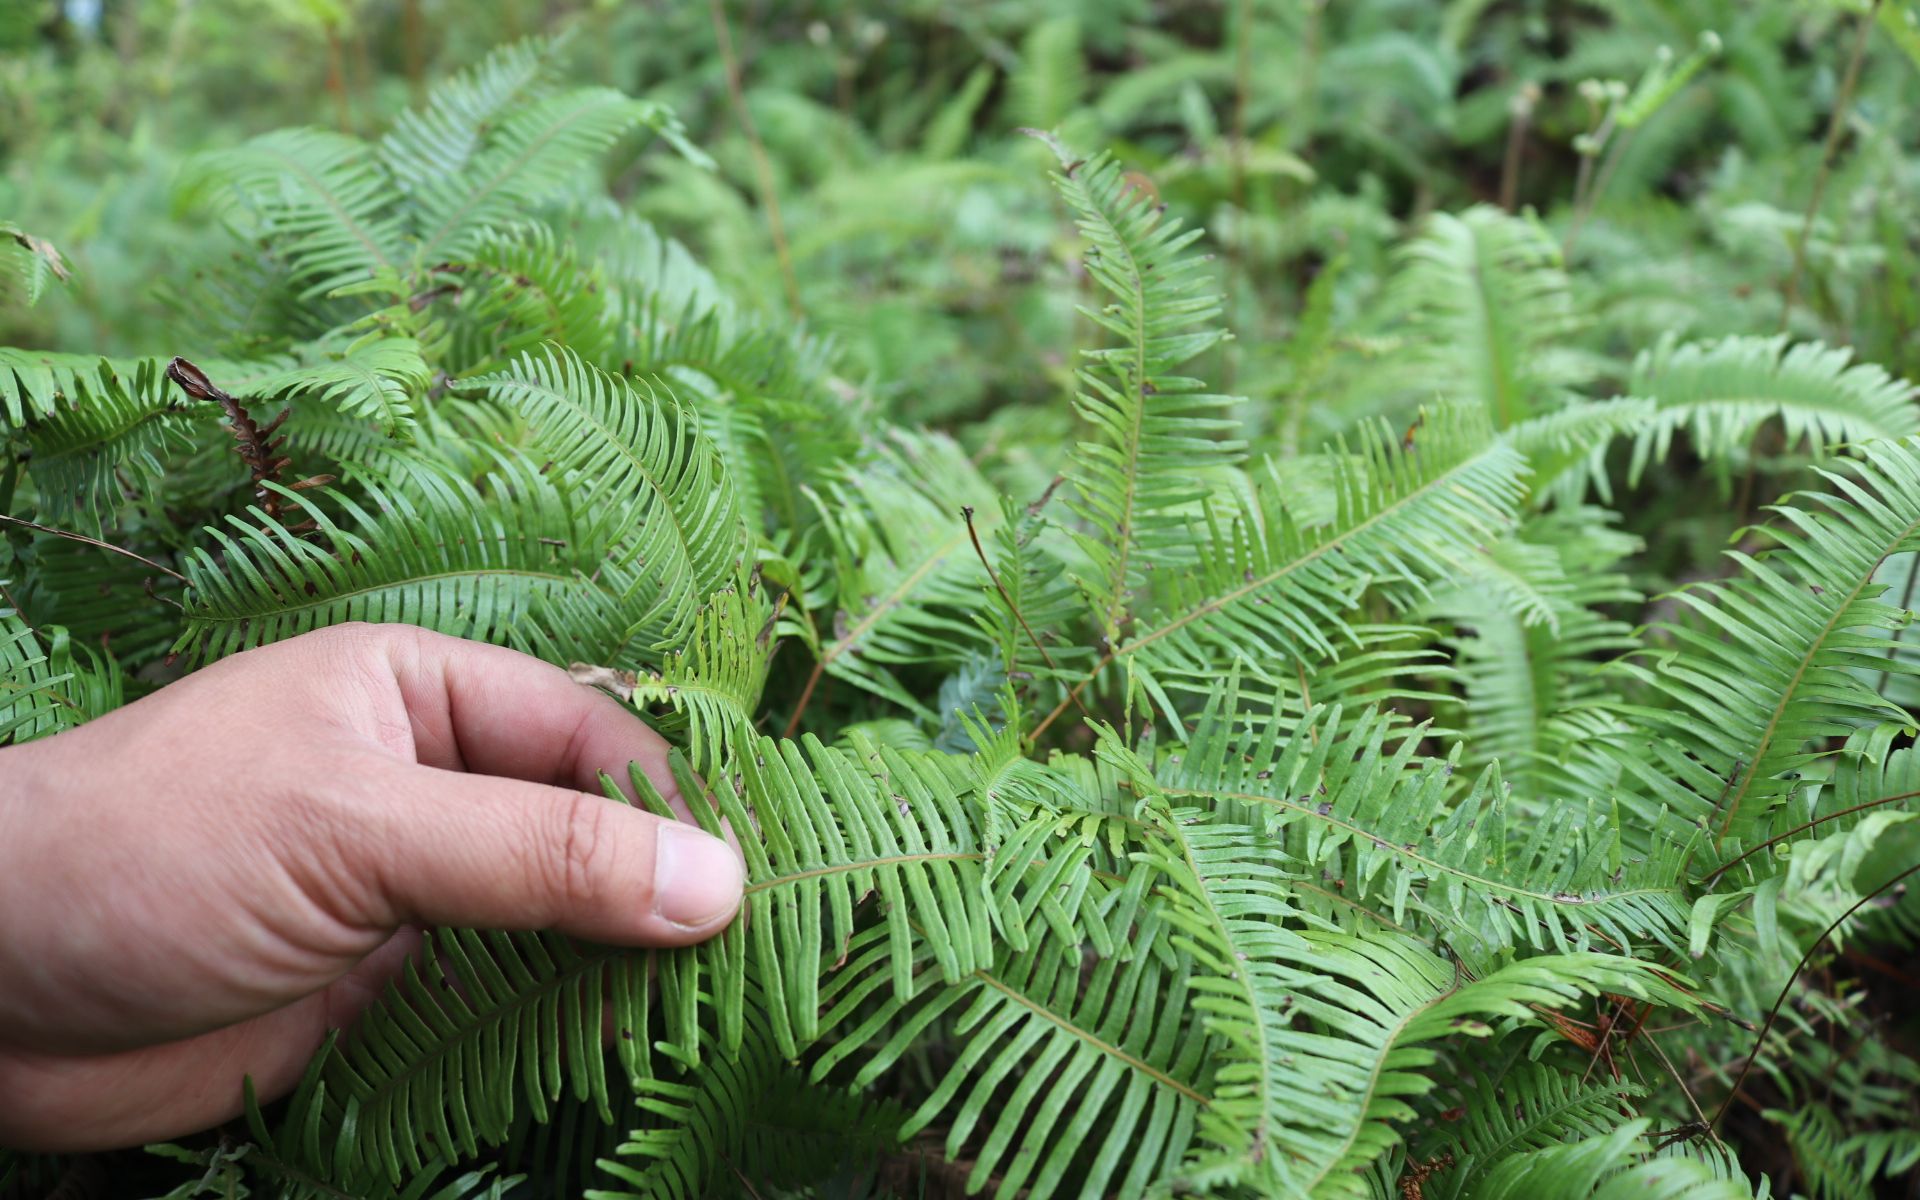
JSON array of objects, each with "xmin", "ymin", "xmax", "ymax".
[{"xmin": 368, "ymin": 625, "xmax": 672, "ymax": 802}]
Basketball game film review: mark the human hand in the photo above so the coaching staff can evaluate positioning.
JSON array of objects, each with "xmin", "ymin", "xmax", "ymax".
[{"xmin": 0, "ymin": 623, "xmax": 743, "ymax": 1151}]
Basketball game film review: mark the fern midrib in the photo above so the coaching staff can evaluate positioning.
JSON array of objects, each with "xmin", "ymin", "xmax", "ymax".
[
  {"xmin": 250, "ymin": 144, "xmax": 397, "ymax": 279},
  {"xmin": 970, "ymin": 967, "xmax": 1209, "ymax": 1106},
  {"xmin": 415, "ymin": 93, "xmax": 628, "ymax": 264},
  {"xmin": 187, "ymin": 565, "xmax": 594, "ymax": 623},
  {"xmin": 1071, "ymin": 174, "xmax": 1152, "ymax": 643},
  {"xmin": 819, "ymin": 529, "xmax": 968, "ymax": 671},
  {"xmin": 490, "ymin": 374, "xmax": 709, "ymax": 596},
  {"xmin": 1294, "ymin": 962, "xmax": 1465, "ymax": 1193},
  {"xmin": 1166, "ymin": 785, "xmax": 1677, "ymax": 913},
  {"xmin": 1711, "ymin": 507, "xmax": 1920, "ymax": 846},
  {"xmin": 1118, "ymin": 447, "xmax": 1510, "ymax": 661},
  {"xmin": 744, "ymin": 851, "xmax": 985, "ymax": 896}
]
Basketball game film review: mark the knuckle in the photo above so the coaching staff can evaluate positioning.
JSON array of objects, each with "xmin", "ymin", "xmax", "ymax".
[{"xmin": 548, "ymin": 792, "xmax": 617, "ymax": 912}]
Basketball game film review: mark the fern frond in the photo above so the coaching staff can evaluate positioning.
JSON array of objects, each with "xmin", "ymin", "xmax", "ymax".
[
  {"xmin": 11, "ymin": 532, "xmax": 180, "ymax": 668},
  {"xmin": 0, "ymin": 351, "xmax": 218, "ymax": 526},
  {"xmin": 1392, "ymin": 206, "xmax": 1581, "ymax": 427},
  {"xmin": 821, "ymin": 909, "xmax": 1210, "ymax": 1200},
  {"xmin": 378, "ymin": 35, "xmax": 568, "ymax": 203},
  {"xmin": 304, "ymin": 927, "xmax": 648, "ymax": 1188},
  {"xmin": 1039, "ymin": 139, "xmax": 1241, "ymax": 642},
  {"xmin": 196, "ymin": 128, "xmax": 406, "ymax": 300},
  {"xmin": 440, "ymin": 223, "xmax": 616, "ymax": 374},
  {"xmin": 804, "ymin": 432, "xmax": 997, "ymax": 719},
  {"xmin": 1626, "ymin": 334, "xmax": 1920, "ymax": 482},
  {"xmin": 590, "ymin": 1005, "xmax": 903, "ymax": 1200},
  {"xmin": 463, "ymin": 347, "xmax": 746, "ymax": 651},
  {"xmin": 245, "ymin": 330, "xmax": 430, "ymax": 436},
  {"xmin": 1134, "ymin": 694, "xmax": 1690, "ymax": 955},
  {"xmin": 1605, "ymin": 437, "xmax": 1920, "ymax": 853},
  {"xmin": 1113, "ymin": 403, "xmax": 1526, "ymax": 723},
  {"xmin": 1418, "ymin": 1060, "xmax": 1643, "ymax": 1200},
  {"xmin": 648, "ymin": 735, "xmax": 1106, "ymax": 1065},
  {"xmin": 0, "ymin": 221, "xmax": 70, "ymax": 307},
  {"xmin": 1428, "ymin": 509, "xmax": 1643, "ymax": 793},
  {"xmin": 1505, "ymin": 398, "xmax": 1656, "ymax": 508},
  {"xmin": 1217, "ymin": 932, "xmax": 1691, "ymax": 1197},
  {"xmin": 625, "ymin": 577, "xmax": 773, "ymax": 774},
  {"xmin": 1, "ymin": 612, "xmax": 77, "ymax": 742},
  {"xmin": 175, "ymin": 453, "xmax": 630, "ymax": 663},
  {"xmin": 1472, "ymin": 1121, "xmax": 1758, "ymax": 1200},
  {"xmin": 409, "ymin": 90, "xmax": 689, "ymax": 267}
]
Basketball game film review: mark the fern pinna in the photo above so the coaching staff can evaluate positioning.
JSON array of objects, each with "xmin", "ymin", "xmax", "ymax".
[{"xmin": 4, "ymin": 30, "xmax": 1920, "ymax": 1200}]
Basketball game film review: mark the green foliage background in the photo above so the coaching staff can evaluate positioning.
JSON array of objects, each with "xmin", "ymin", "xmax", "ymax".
[{"xmin": 4, "ymin": 1, "xmax": 1920, "ymax": 1196}]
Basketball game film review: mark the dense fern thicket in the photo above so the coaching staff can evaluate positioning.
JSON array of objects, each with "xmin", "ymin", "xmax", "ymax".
[{"xmin": 5, "ymin": 2, "xmax": 1920, "ymax": 1197}]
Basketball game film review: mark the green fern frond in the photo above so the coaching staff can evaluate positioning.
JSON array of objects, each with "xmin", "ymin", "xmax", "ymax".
[
  {"xmin": 822, "ymin": 909, "xmax": 1210, "ymax": 1200},
  {"xmin": 1428, "ymin": 509, "xmax": 1643, "ymax": 793},
  {"xmin": 804, "ymin": 432, "xmax": 997, "ymax": 719},
  {"xmin": 648, "ymin": 735, "xmax": 1107, "ymax": 1065},
  {"xmin": 1418, "ymin": 1061, "xmax": 1643, "ymax": 1200},
  {"xmin": 304, "ymin": 927, "xmax": 649, "ymax": 1188},
  {"xmin": 464, "ymin": 347, "xmax": 746, "ymax": 651},
  {"xmin": 245, "ymin": 330, "xmax": 430, "ymax": 436},
  {"xmin": 591, "ymin": 1005, "xmax": 903, "ymax": 1200},
  {"xmin": 1039, "ymin": 138, "xmax": 1241, "ymax": 643},
  {"xmin": 1113, "ymin": 403, "xmax": 1526, "ymax": 723},
  {"xmin": 1199, "ymin": 930, "xmax": 1692, "ymax": 1197},
  {"xmin": 1605, "ymin": 437, "xmax": 1920, "ymax": 853},
  {"xmin": 0, "ymin": 351, "xmax": 222, "ymax": 526},
  {"xmin": 409, "ymin": 89, "xmax": 688, "ymax": 267},
  {"xmin": 195, "ymin": 128, "xmax": 407, "ymax": 300},
  {"xmin": 378, "ymin": 35, "xmax": 569, "ymax": 203},
  {"xmin": 1392, "ymin": 206, "xmax": 1582, "ymax": 427},
  {"xmin": 0, "ymin": 221, "xmax": 70, "ymax": 308},
  {"xmin": 1133, "ymin": 694, "xmax": 1690, "ymax": 956},
  {"xmin": 440, "ymin": 223, "xmax": 616, "ymax": 373},
  {"xmin": 625, "ymin": 577, "xmax": 773, "ymax": 774},
  {"xmin": 1, "ymin": 612, "xmax": 77, "ymax": 742},
  {"xmin": 1472, "ymin": 1121, "xmax": 1758, "ymax": 1200},
  {"xmin": 1505, "ymin": 398, "xmax": 1656, "ymax": 508},
  {"xmin": 1626, "ymin": 334, "xmax": 1920, "ymax": 483},
  {"xmin": 175, "ymin": 453, "xmax": 631, "ymax": 663}
]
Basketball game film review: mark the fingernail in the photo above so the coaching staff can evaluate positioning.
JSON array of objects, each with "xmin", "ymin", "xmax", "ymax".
[{"xmin": 652, "ymin": 822, "xmax": 743, "ymax": 930}]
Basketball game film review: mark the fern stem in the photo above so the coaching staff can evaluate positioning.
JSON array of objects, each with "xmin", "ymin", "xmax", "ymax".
[
  {"xmin": 1696, "ymin": 787, "xmax": 1920, "ymax": 890},
  {"xmin": 970, "ymin": 968, "xmax": 1210, "ymax": 1106},
  {"xmin": 1499, "ymin": 83, "xmax": 1538, "ymax": 212},
  {"xmin": 963, "ymin": 505, "xmax": 1086, "ymax": 733},
  {"xmin": 1780, "ymin": 0, "xmax": 1880, "ymax": 331},
  {"xmin": 1029, "ymin": 649, "xmax": 1109, "ymax": 743},
  {"xmin": 322, "ymin": 21, "xmax": 353, "ymax": 134},
  {"xmin": 0, "ymin": 515, "xmax": 186, "ymax": 584},
  {"xmin": 708, "ymin": 0, "xmax": 805, "ymax": 318},
  {"xmin": 1711, "ymin": 858, "xmax": 1920, "ymax": 1133}
]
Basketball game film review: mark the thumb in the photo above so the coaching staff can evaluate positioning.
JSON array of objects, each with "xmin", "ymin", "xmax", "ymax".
[{"xmin": 344, "ymin": 763, "xmax": 743, "ymax": 945}]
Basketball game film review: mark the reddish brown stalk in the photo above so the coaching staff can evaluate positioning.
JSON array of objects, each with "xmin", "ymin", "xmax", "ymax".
[
  {"xmin": 0, "ymin": 515, "xmax": 186, "ymax": 584},
  {"xmin": 166, "ymin": 357, "xmax": 304, "ymax": 519},
  {"xmin": 1712, "ymin": 859, "xmax": 1920, "ymax": 1132}
]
